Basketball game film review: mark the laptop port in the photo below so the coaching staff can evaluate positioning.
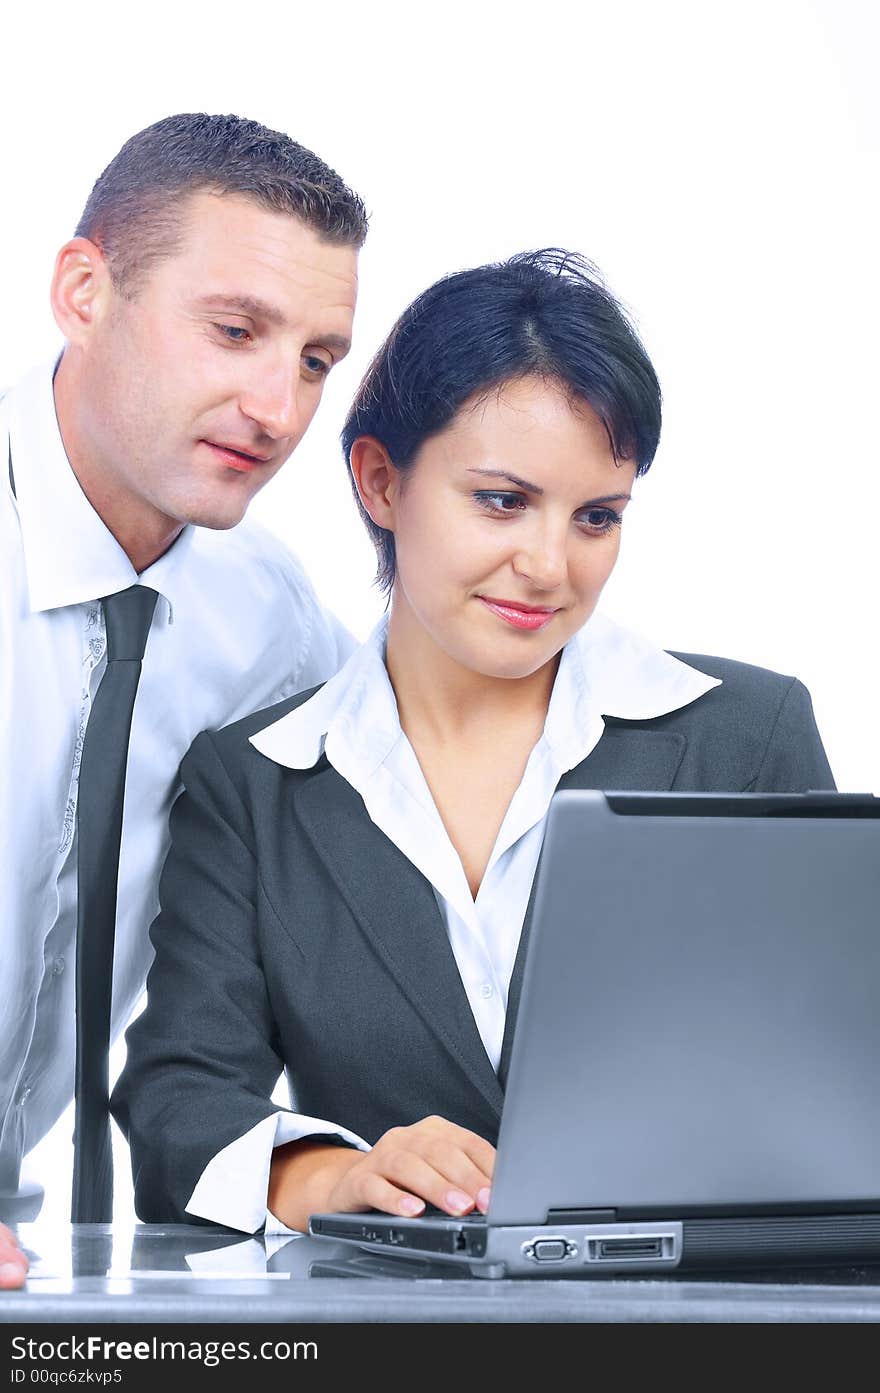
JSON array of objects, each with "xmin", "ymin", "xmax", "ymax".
[
  {"xmin": 532, "ymin": 1239, "xmax": 568, "ymax": 1261},
  {"xmin": 597, "ymin": 1238, "xmax": 662, "ymax": 1259},
  {"xmin": 585, "ymin": 1230, "xmax": 679, "ymax": 1264},
  {"xmin": 522, "ymin": 1237, "xmax": 576, "ymax": 1263}
]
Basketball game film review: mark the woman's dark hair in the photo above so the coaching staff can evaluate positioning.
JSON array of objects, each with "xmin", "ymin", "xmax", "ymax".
[{"xmin": 341, "ymin": 248, "xmax": 661, "ymax": 594}]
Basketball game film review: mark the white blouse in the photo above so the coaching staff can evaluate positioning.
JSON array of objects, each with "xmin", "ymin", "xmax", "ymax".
[{"xmin": 187, "ymin": 611, "xmax": 720, "ymax": 1232}]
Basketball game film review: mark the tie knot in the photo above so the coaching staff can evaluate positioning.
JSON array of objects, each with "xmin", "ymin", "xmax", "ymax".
[{"xmin": 101, "ymin": 586, "xmax": 158, "ymax": 663}]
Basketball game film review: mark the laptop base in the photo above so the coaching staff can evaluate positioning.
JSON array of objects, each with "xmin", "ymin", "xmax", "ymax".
[{"xmin": 310, "ymin": 1211, "xmax": 880, "ymax": 1279}]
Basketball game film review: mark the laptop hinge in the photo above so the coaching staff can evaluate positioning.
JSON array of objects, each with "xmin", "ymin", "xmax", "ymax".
[{"xmin": 545, "ymin": 1208, "xmax": 617, "ymax": 1225}]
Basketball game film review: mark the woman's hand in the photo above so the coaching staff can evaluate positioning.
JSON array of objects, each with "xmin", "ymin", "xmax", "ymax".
[
  {"xmin": 269, "ymin": 1116, "xmax": 495, "ymax": 1233},
  {"xmin": 327, "ymin": 1115, "xmax": 495, "ymax": 1217},
  {"xmin": 0, "ymin": 1222, "xmax": 28, "ymax": 1289}
]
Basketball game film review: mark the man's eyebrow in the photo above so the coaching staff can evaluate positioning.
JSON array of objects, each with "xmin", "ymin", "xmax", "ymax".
[
  {"xmin": 465, "ymin": 468, "xmax": 631, "ymax": 505},
  {"xmin": 195, "ymin": 294, "xmax": 286, "ymax": 325},
  {"xmin": 311, "ymin": 333, "xmax": 352, "ymax": 356},
  {"xmin": 193, "ymin": 296, "xmax": 352, "ymax": 355}
]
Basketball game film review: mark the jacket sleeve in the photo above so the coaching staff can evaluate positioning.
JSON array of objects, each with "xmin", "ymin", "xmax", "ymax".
[
  {"xmin": 749, "ymin": 678, "xmax": 836, "ymax": 792},
  {"xmin": 111, "ymin": 729, "xmax": 291, "ymax": 1224}
]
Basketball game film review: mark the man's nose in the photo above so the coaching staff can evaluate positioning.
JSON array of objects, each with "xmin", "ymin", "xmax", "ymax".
[{"xmin": 239, "ymin": 366, "xmax": 302, "ymax": 441}]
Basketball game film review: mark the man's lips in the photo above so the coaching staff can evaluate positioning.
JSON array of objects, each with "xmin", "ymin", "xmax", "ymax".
[
  {"xmin": 476, "ymin": 596, "xmax": 560, "ymax": 630},
  {"xmin": 202, "ymin": 440, "xmax": 273, "ymax": 472}
]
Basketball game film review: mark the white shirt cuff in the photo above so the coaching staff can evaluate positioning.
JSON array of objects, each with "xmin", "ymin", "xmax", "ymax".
[{"xmin": 185, "ymin": 1110, "xmax": 371, "ymax": 1234}]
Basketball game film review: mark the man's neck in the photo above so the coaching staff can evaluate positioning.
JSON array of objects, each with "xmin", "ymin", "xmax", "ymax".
[{"xmin": 53, "ymin": 353, "xmax": 184, "ymax": 573}]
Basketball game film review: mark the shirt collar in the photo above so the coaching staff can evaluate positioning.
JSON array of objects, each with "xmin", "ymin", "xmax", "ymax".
[
  {"xmin": 250, "ymin": 609, "xmax": 721, "ymax": 774},
  {"xmin": 2, "ymin": 357, "xmax": 194, "ymax": 616},
  {"xmin": 251, "ymin": 615, "xmax": 399, "ymax": 774},
  {"xmin": 543, "ymin": 610, "xmax": 720, "ymax": 769}
]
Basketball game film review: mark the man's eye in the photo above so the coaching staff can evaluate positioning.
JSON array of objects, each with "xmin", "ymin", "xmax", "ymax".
[
  {"xmin": 215, "ymin": 324, "xmax": 251, "ymax": 343},
  {"xmin": 473, "ymin": 491, "xmax": 526, "ymax": 514},
  {"xmin": 302, "ymin": 355, "xmax": 331, "ymax": 377}
]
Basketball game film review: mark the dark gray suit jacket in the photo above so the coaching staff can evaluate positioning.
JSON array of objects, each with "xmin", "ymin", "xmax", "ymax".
[{"xmin": 112, "ymin": 654, "xmax": 834, "ymax": 1223}]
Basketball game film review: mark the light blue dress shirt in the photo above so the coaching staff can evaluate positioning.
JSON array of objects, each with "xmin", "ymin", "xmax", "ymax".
[{"xmin": 0, "ymin": 359, "xmax": 355, "ymax": 1189}]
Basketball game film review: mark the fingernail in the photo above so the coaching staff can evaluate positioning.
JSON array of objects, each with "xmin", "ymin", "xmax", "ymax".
[
  {"xmin": 399, "ymin": 1196, "xmax": 424, "ymax": 1216},
  {"xmin": 0, "ymin": 1262, "xmax": 25, "ymax": 1284},
  {"xmin": 476, "ymin": 1187, "xmax": 491, "ymax": 1211},
  {"xmin": 445, "ymin": 1188, "xmax": 473, "ymax": 1213}
]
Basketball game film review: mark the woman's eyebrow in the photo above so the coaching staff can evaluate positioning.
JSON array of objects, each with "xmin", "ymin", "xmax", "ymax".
[
  {"xmin": 466, "ymin": 467, "xmax": 545, "ymax": 493},
  {"xmin": 466, "ymin": 468, "xmax": 631, "ymax": 505}
]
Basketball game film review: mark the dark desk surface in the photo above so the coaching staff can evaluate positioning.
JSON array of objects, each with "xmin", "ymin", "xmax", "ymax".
[{"xmin": 3, "ymin": 1219, "xmax": 880, "ymax": 1322}]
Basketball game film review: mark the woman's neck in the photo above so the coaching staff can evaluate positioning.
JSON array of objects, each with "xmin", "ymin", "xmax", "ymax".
[{"xmin": 384, "ymin": 599, "xmax": 559, "ymax": 749}]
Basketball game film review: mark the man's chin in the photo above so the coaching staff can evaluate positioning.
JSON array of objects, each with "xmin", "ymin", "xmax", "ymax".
[{"xmin": 181, "ymin": 498, "xmax": 251, "ymax": 532}]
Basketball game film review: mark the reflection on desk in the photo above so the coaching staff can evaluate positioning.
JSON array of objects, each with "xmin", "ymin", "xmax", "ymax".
[{"xmin": 4, "ymin": 1218, "xmax": 880, "ymax": 1322}]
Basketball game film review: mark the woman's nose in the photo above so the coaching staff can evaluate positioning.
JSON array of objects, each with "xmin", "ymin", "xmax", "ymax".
[{"xmin": 511, "ymin": 527, "xmax": 568, "ymax": 590}]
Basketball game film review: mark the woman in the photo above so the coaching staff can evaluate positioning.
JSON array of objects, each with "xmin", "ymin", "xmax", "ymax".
[{"xmin": 113, "ymin": 250, "xmax": 834, "ymax": 1234}]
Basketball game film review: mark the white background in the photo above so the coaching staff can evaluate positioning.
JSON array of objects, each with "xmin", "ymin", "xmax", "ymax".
[{"xmin": 4, "ymin": 0, "xmax": 877, "ymax": 1228}]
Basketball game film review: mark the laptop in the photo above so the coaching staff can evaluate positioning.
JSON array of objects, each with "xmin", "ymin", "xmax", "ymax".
[{"xmin": 310, "ymin": 790, "xmax": 880, "ymax": 1278}]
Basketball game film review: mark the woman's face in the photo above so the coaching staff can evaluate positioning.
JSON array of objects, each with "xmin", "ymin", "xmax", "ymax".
[{"xmin": 387, "ymin": 375, "xmax": 637, "ymax": 681}]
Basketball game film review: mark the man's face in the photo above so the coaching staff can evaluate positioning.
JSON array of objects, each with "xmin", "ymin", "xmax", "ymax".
[{"xmin": 76, "ymin": 190, "xmax": 358, "ymax": 532}]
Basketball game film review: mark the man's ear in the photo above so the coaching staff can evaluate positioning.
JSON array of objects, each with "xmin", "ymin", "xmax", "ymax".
[
  {"xmin": 50, "ymin": 237, "xmax": 114, "ymax": 346},
  {"xmin": 348, "ymin": 436, "xmax": 400, "ymax": 532}
]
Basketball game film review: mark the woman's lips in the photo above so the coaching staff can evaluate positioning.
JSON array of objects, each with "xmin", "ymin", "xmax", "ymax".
[
  {"xmin": 477, "ymin": 596, "xmax": 559, "ymax": 630},
  {"xmin": 203, "ymin": 441, "xmax": 270, "ymax": 473}
]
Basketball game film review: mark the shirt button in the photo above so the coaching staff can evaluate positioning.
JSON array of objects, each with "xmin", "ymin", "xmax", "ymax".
[
  {"xmin": 52, "ymin": 957, "xmax": 65, "ymax": 976},
  {"xmin": 479, "ymin": 983, "xmax": 494, "ymax": 999},
  {"xmin": 17, "ymin": 1086, "xmax": 31, "ymax": 1106}
]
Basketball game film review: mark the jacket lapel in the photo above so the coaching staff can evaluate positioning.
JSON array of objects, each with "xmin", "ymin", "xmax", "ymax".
[
  {"xmin": 292, "ymin": 760, "xmax": 504, "ymax": 1120},
  {"xmin": 497, "ymin": 724, "xmax": 687, "ymax": 1085}
]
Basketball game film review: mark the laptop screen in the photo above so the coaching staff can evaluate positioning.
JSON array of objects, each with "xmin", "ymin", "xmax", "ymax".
[{"xmin": 489, "ymin": 791, "xmax": 880, "ymax": 1226}]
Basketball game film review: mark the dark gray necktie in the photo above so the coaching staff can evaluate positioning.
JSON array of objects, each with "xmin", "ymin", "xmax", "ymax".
[{"xmin": 71, "ymin": 585, "xmax": 158, "ymax": 1223}]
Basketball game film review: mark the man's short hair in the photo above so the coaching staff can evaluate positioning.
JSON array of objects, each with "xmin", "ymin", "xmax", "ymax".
[{"xmin": 75, "ymin": 112, "xmax": 369, "ymax": 296}]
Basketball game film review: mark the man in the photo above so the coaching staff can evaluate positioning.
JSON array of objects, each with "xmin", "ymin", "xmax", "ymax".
[{"xmin": 0, "ymin": 111, "xmax": 367, "ymax": 1284}]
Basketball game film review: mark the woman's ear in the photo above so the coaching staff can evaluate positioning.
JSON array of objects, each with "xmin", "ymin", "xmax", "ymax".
[{"xmin": 348, "ymin": 436, "xmax": 400, "ymax": 532}]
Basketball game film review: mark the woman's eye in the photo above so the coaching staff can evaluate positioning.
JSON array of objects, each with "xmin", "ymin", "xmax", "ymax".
[
  {"xmin": 215, "ymin": 324, "xmax": 251, "ymax": 343},
  {"xmin": 473, "ymin": 491, "xmax": 526, "ymax": 514},
  {"xmin": 579, "ymin": 507, "xmax": 622, "ymax": 534}
]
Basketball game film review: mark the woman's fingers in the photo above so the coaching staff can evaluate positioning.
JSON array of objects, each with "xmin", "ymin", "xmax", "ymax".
[
  {"xmin": 419, "ymin": 1117, "xmax": 496, "ymax": 1184},
  {"xmin": 0, "ymin": 1223, "xmax": 28, "ymax": 1289},
  {"xmin": 353, "ymin": 1169, "xmax": 427, "ymax": 1218},
  {"xmin": 328, "ymin": 1116, "xmax": 497, "ymax": 1218},
  {"xmin": 413, "ymin": 1143, "xmax": 492, "ymax": 1210}
]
